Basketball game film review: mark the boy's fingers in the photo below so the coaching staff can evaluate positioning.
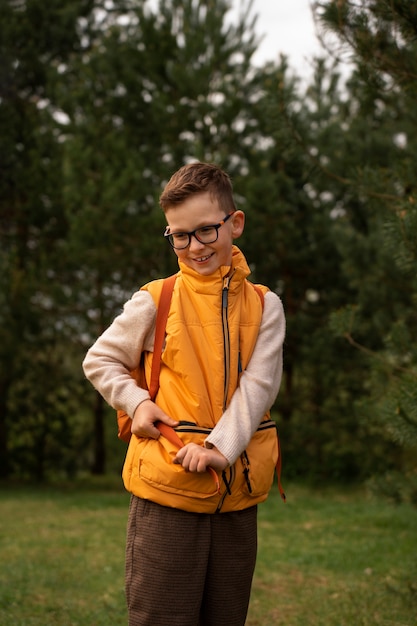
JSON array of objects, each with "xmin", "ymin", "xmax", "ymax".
[
  {"xmin": 173, "ymin": 448, "xmax": 185, "ymax": 464},
  {"xmin": 156, "ymin": 412, "xmax": 179, "ymax": 427},
  {"xmin": 131, "ymin": 420, "xmax": 160, "ymax": 439}
]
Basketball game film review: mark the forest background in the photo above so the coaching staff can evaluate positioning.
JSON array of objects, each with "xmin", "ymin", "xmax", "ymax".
[{"xmin": 1, "ymin": 0, "xmax": 416, "ymax": 502}]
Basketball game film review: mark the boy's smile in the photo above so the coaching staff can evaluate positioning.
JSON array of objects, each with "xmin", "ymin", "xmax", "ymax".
[{"xmin": 165, "ymin": 192, "xmax": 244, "ymax": 276}]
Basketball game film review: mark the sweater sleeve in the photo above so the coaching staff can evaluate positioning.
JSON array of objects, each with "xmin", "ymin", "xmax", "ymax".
[
  {"xmin": 82, "ymin": 290, "xmax": 156, "ymax": 418},
  {"xmin": 204, "ymin": 291, "xmax": 285, "ymax": 465}
]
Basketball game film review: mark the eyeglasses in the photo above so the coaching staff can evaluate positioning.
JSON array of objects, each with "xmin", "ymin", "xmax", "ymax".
[{"xmin": 164, "ymin": 213, "xmax": 234, "ymax": 249}]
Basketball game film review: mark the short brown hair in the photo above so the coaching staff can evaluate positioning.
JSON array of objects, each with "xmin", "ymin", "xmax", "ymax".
[{"xmin": 159, "ymin": 162, "xmax": 236, "ymax": 214}]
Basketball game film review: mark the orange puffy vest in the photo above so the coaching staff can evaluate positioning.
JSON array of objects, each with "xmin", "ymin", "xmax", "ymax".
[{"xmin": 122, "ymin": 250, "xmax": 284, "ymax": 512}]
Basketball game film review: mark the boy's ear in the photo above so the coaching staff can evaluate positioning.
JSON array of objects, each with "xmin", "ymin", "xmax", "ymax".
[{"xmin": 231, "ymin": 210, "xmax": 245, "ymax": 239}]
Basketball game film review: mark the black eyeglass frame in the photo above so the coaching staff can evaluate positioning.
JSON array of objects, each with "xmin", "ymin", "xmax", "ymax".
[{"xmin": 163, "ymin": 212, "xmax": 234, "ymax": 249}]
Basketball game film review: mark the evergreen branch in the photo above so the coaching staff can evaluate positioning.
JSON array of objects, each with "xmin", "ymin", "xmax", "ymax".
[
  {"xmin": 343, "ymin": 332, "xmax": 417, "ymax": 379},
  {"xmin": 396, "ymin": 405, "xmax": 417, "ymax": 430},
  {"xmin": 280, "ymin": 101, "xmax": 403, "ymax": 205}
]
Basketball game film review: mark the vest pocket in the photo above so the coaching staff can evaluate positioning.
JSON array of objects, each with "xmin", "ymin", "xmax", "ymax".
[
  {"xmin": 238, "ymin": 419, "xmax": 278, "ymax": 497},
  {"xmin": 130, "ymin": 432, "xmax": 219, "ymax": 500}
]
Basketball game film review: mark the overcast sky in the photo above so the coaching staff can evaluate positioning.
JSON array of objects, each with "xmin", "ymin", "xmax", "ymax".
[{"xmin": 235, "ymin": 0, "xmax": 323, "ymax": 79}]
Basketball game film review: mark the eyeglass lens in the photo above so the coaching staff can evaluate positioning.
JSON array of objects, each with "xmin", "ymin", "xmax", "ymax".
[{"xmin": 169, "ymin": 226, "xmax": 218, "ymax": 249}]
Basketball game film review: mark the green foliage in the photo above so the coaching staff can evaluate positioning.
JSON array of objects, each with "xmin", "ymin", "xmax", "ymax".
[
  {"xmin": 0, "ymin": 0, "xmax": 94, "ymax": 478},
  {"xmin": 312, "ymin": 0, "xmax": 417, "ymax": 494}
]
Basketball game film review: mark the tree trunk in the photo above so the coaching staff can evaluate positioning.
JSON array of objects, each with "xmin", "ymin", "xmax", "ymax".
[
  {"xmin": 91, "ymin": 391, "xmax": 106, "ymax": 475},
  {"xmin": 0, "ymin": 378, "xmax": 11, "ymax": 478}
]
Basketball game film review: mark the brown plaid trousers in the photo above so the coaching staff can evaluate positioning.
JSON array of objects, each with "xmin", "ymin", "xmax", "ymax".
[{"xmin": 126, "ymin": 496, "xmax": 258, "ymax": 626}]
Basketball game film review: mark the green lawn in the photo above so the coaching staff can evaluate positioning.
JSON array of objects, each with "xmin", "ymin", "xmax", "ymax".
[{"xmin": 0, "ymin": 482, "xmax": 416, "ymax": 625}]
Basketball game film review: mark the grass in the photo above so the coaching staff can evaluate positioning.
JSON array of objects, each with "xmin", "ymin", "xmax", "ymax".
[
  {"xmin": 251, "ymin": 485, "xmax": 417, "ymax": 625},
  {"xmin": 0, "ymin": 481, "xmax": 416, "ymax": 625}
]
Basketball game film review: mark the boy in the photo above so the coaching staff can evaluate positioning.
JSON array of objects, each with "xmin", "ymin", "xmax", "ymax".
[{"xmin": 82, "ymin": 162, "xmax": 285, "ymax": 626}]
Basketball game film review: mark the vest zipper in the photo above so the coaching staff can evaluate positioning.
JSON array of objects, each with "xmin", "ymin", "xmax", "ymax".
[
  {"xmin": 216, "ymin": 465, "xmax": 235, "ymax": 512},
  {"xmin": 221, "ymin": 274, "xmax": 232, "ymax": 411},
  {"xmin": 241, "ymin": 450, "xmax": 252, "ymax": 493},
  {"xmin": 216, "ymin": 274, "xmax": 234, "ymax": 512}
]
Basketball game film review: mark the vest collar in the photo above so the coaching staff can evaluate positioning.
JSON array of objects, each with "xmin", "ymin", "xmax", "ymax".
[{"xmin": 178, "ymin": 246, "xmax": 251, "ymax": 295}]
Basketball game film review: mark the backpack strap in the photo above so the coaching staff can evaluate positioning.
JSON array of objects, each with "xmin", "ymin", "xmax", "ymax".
[
  {"xmin": 251, "ymin": 283, "xmax": 265, "ymax": 310},
  {"xmin": 276, "ymin": 434, "xmax": 286, "ymax": 502},
  {"xmin": 116, "ymin": 274, "xmax": 176, "ymax": 442},
  {"xmin": 148, "ymin": 273, "xmax": 177, "ymax": 400}
]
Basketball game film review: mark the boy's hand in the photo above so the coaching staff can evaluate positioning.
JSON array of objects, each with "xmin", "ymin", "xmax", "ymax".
[
  {"xmin": 131, "ymin": 400, "xmax": 178, "ymax": 439},
  {"xmin": 173, "ymin": 444, "xmax": 228, "ymax": 473}
]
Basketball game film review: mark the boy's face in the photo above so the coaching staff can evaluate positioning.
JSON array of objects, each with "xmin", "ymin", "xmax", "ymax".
[{"xmin": 164, "ymin": 192, "xmax": 244, "ymax": 276}]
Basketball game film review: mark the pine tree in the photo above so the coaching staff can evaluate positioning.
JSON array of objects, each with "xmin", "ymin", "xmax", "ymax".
[
  {"xmin": 0, "ymin": 0, "xmax": 96, "ymax": 479},
  {"xmin": 315, "ymin": 0, "xmax": 417, "ymax": 499},
  {"xmin": 237, "ymin": 57, "xmax": 385, "ymax": 481}
]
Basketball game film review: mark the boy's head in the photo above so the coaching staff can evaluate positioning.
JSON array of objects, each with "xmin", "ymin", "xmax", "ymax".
[
  {"xmin": 159, "ymin": 162, "xmax": 236, "ymax": 215},
  {"xmin": 160, "ymin": 162, "xmax": 244, "ymax": 276}
]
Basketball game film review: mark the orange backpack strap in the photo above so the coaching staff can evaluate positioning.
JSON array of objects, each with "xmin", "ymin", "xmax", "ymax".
[
  {"xmin": 117, "ymin": 274, "xmax": 176, "ymax": 442},
  {"xmin": 148, "ymin": 273, "xmax": 177, "ymax": 400},
  {"xmin": 276, "ymin": 433, "xmax": 286, "ymax": 502},
  {"xmin": 251, "ymin": 283, "xmax": 265, "ymax": 310}
]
